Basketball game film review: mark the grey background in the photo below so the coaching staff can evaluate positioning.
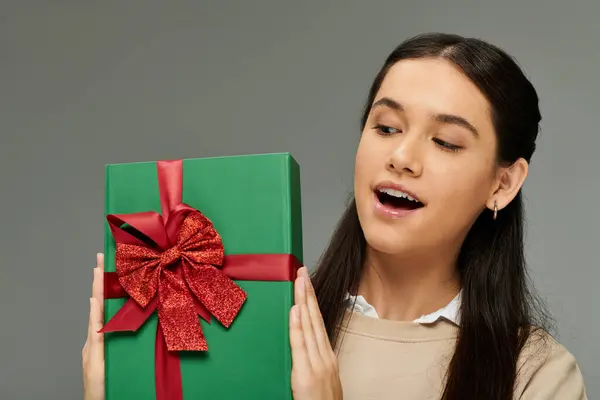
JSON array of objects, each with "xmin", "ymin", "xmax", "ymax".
[{"xmin": 1, "ymin": 1, "xmax": 598, "ymax": 399}]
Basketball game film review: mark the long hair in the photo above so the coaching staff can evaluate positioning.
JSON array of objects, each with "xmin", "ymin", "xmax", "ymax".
[{"xmin": 311, "ymin": 32, "xmax": 552, "ymax": 400}]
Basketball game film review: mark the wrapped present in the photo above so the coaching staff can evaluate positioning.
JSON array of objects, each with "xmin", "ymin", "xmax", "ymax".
[{"xmin": 101, "ymin": 153, "xmax": 303, "ymax": 400}]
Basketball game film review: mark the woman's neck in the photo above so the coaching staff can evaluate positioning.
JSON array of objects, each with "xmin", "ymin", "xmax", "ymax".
[{"xmin": 355, "ymin": 247, "xmax": 461, "ymax": 321}]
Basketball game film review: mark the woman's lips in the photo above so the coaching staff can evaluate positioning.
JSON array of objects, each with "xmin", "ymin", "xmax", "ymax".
[{"xmin": 372, "ymin": 191, "xmax": 423, "ymax": 219}]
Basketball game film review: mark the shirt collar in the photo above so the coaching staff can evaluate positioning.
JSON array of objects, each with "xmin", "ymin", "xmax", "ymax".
[{"xmin": 344, "ymin": 291, "xmax": 462, "ymax": 326}]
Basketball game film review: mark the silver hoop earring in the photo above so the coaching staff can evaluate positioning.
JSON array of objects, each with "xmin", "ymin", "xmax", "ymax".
[{"xmin": 493, "ymin": 200, "xmax": 498, "ymax": 221}]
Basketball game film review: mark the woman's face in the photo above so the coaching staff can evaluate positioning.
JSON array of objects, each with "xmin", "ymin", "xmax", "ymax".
[{"xmin": 354, "ymin": 58, "xmax": 525, "ymax": 257}]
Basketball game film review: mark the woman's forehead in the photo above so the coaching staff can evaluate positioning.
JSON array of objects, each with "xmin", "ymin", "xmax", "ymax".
[{"xmin": 375, "ymin": 58, "xmax": 491, "ymax": 124}]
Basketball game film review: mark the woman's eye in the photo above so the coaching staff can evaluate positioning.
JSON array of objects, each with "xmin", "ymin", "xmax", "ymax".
[
  {"xmin": 433, "ymin": 138, "xmax": 462, "ymax": 152},
  {"xmin": 374, "ymin": 124, "xmax": 401, "ymax": 135}
]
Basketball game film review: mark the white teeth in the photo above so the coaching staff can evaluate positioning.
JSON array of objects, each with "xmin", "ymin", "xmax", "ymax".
[{"xmin": 379, "ymin": 188, "xmax": 419, "ymax": 202}]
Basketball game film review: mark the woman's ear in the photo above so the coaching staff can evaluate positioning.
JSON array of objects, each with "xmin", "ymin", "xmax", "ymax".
[{"xmin": 487, "ymin": 158, "xmax": 529, "ymax": 212}]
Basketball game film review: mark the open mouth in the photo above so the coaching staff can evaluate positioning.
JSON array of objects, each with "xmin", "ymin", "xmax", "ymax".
[{"xmin": 375, "ymin": 188, "xmax": 424, "ymax": 211}]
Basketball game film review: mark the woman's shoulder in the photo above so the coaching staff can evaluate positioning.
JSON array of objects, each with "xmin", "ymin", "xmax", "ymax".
[{"xmin": 515, "ymin": 328, "xmax": 587, "ymax": 399}]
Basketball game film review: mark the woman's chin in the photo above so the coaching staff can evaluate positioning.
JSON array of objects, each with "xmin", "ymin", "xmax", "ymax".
[{"xmin": 363, "ymin": 228, "xmax": 420, "ymax": 257}]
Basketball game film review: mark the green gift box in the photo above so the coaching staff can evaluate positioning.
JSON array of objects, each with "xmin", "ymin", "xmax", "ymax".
[{"xmin": 102, "ymin": 153, "xmax": 303, "ymax": 400}]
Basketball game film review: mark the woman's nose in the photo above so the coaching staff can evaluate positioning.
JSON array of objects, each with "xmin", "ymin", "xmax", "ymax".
[{"xmin": 386, "ymin": 135, "xmax": 424, "ymax": 177}]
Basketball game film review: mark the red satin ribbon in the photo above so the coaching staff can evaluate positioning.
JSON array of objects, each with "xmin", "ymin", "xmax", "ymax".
[{"xmin": 102, "ymin": 159, "xmax": 301, "ymax": 400}]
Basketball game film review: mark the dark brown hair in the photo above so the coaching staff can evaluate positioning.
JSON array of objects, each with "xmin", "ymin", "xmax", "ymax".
[{"xmin": 311, "ymin": 32, "xmax": 552, "ymax": 399}]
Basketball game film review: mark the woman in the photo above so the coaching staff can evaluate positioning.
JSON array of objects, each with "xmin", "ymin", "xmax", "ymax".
[{"xmin": 83, "ymin": 33, "xmax": 587, "ymax": 399}]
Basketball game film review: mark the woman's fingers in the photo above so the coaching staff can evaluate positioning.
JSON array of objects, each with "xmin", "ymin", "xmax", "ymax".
[
  {"xmin": 83, "ymin": 253, "xmax": 106, "ymax": 400},
  {"xmin": 85, "ymin": 254, "xmax": 104, "ymax": 354},
  {"xmin": 91, "ymin": 254, "xmax": 104, "ymax": 341},
  {"xmin": 89, "ymin": 297, "xmax": 104, "ymax": 354},
  {"xmin": 290, "ymin": 268, "xmax": 343, "ymax": 400},
  {"xmin": 93, "ymin": 253, "xmax": 104, "ymax": 310},
  {"xmin": 300, "ymin": 268, "xmax": 334, "ymax": 362},
  {"xmin": 289, "ymin": 304, "xmax": 311, "ymax": 372},
  {"xmin": 295, "ymin": 270, "xmax": 323, "ymax": 368},
  {"xmin": 83, "ymin": 297, "xmax": 92, "ymax": 361},
  {"xmin": 84, "ymin": 254, "xmax": 105, "ymax": 360}
]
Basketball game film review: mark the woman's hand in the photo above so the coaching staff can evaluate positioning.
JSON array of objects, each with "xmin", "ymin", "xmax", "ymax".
[
  {"xmin": 290, "ymin": 267, "xmax": 343, "ymax": 400},
  {"xmin": 82, "ymin": 253, "xmax": 106, "ymax": 400},
  {"xmin": 81, "ymin": 258, "xmax": 343, "ymax": 400}
]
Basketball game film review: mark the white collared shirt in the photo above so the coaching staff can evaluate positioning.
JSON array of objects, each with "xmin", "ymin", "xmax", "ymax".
[{"xmin": 345, "ymin": 292, "xmax": 462, "ymax": 325}]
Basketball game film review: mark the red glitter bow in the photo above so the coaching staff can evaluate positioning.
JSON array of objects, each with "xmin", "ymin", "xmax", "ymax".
[{"xmin": 101, "ymin": 160, "xmax": 247, "ymax": 351}]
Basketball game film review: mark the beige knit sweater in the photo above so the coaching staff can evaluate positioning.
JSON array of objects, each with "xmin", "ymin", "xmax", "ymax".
[{"xmin": 335, "ymin": 311, "xmax": 587, "ymax": 399}]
